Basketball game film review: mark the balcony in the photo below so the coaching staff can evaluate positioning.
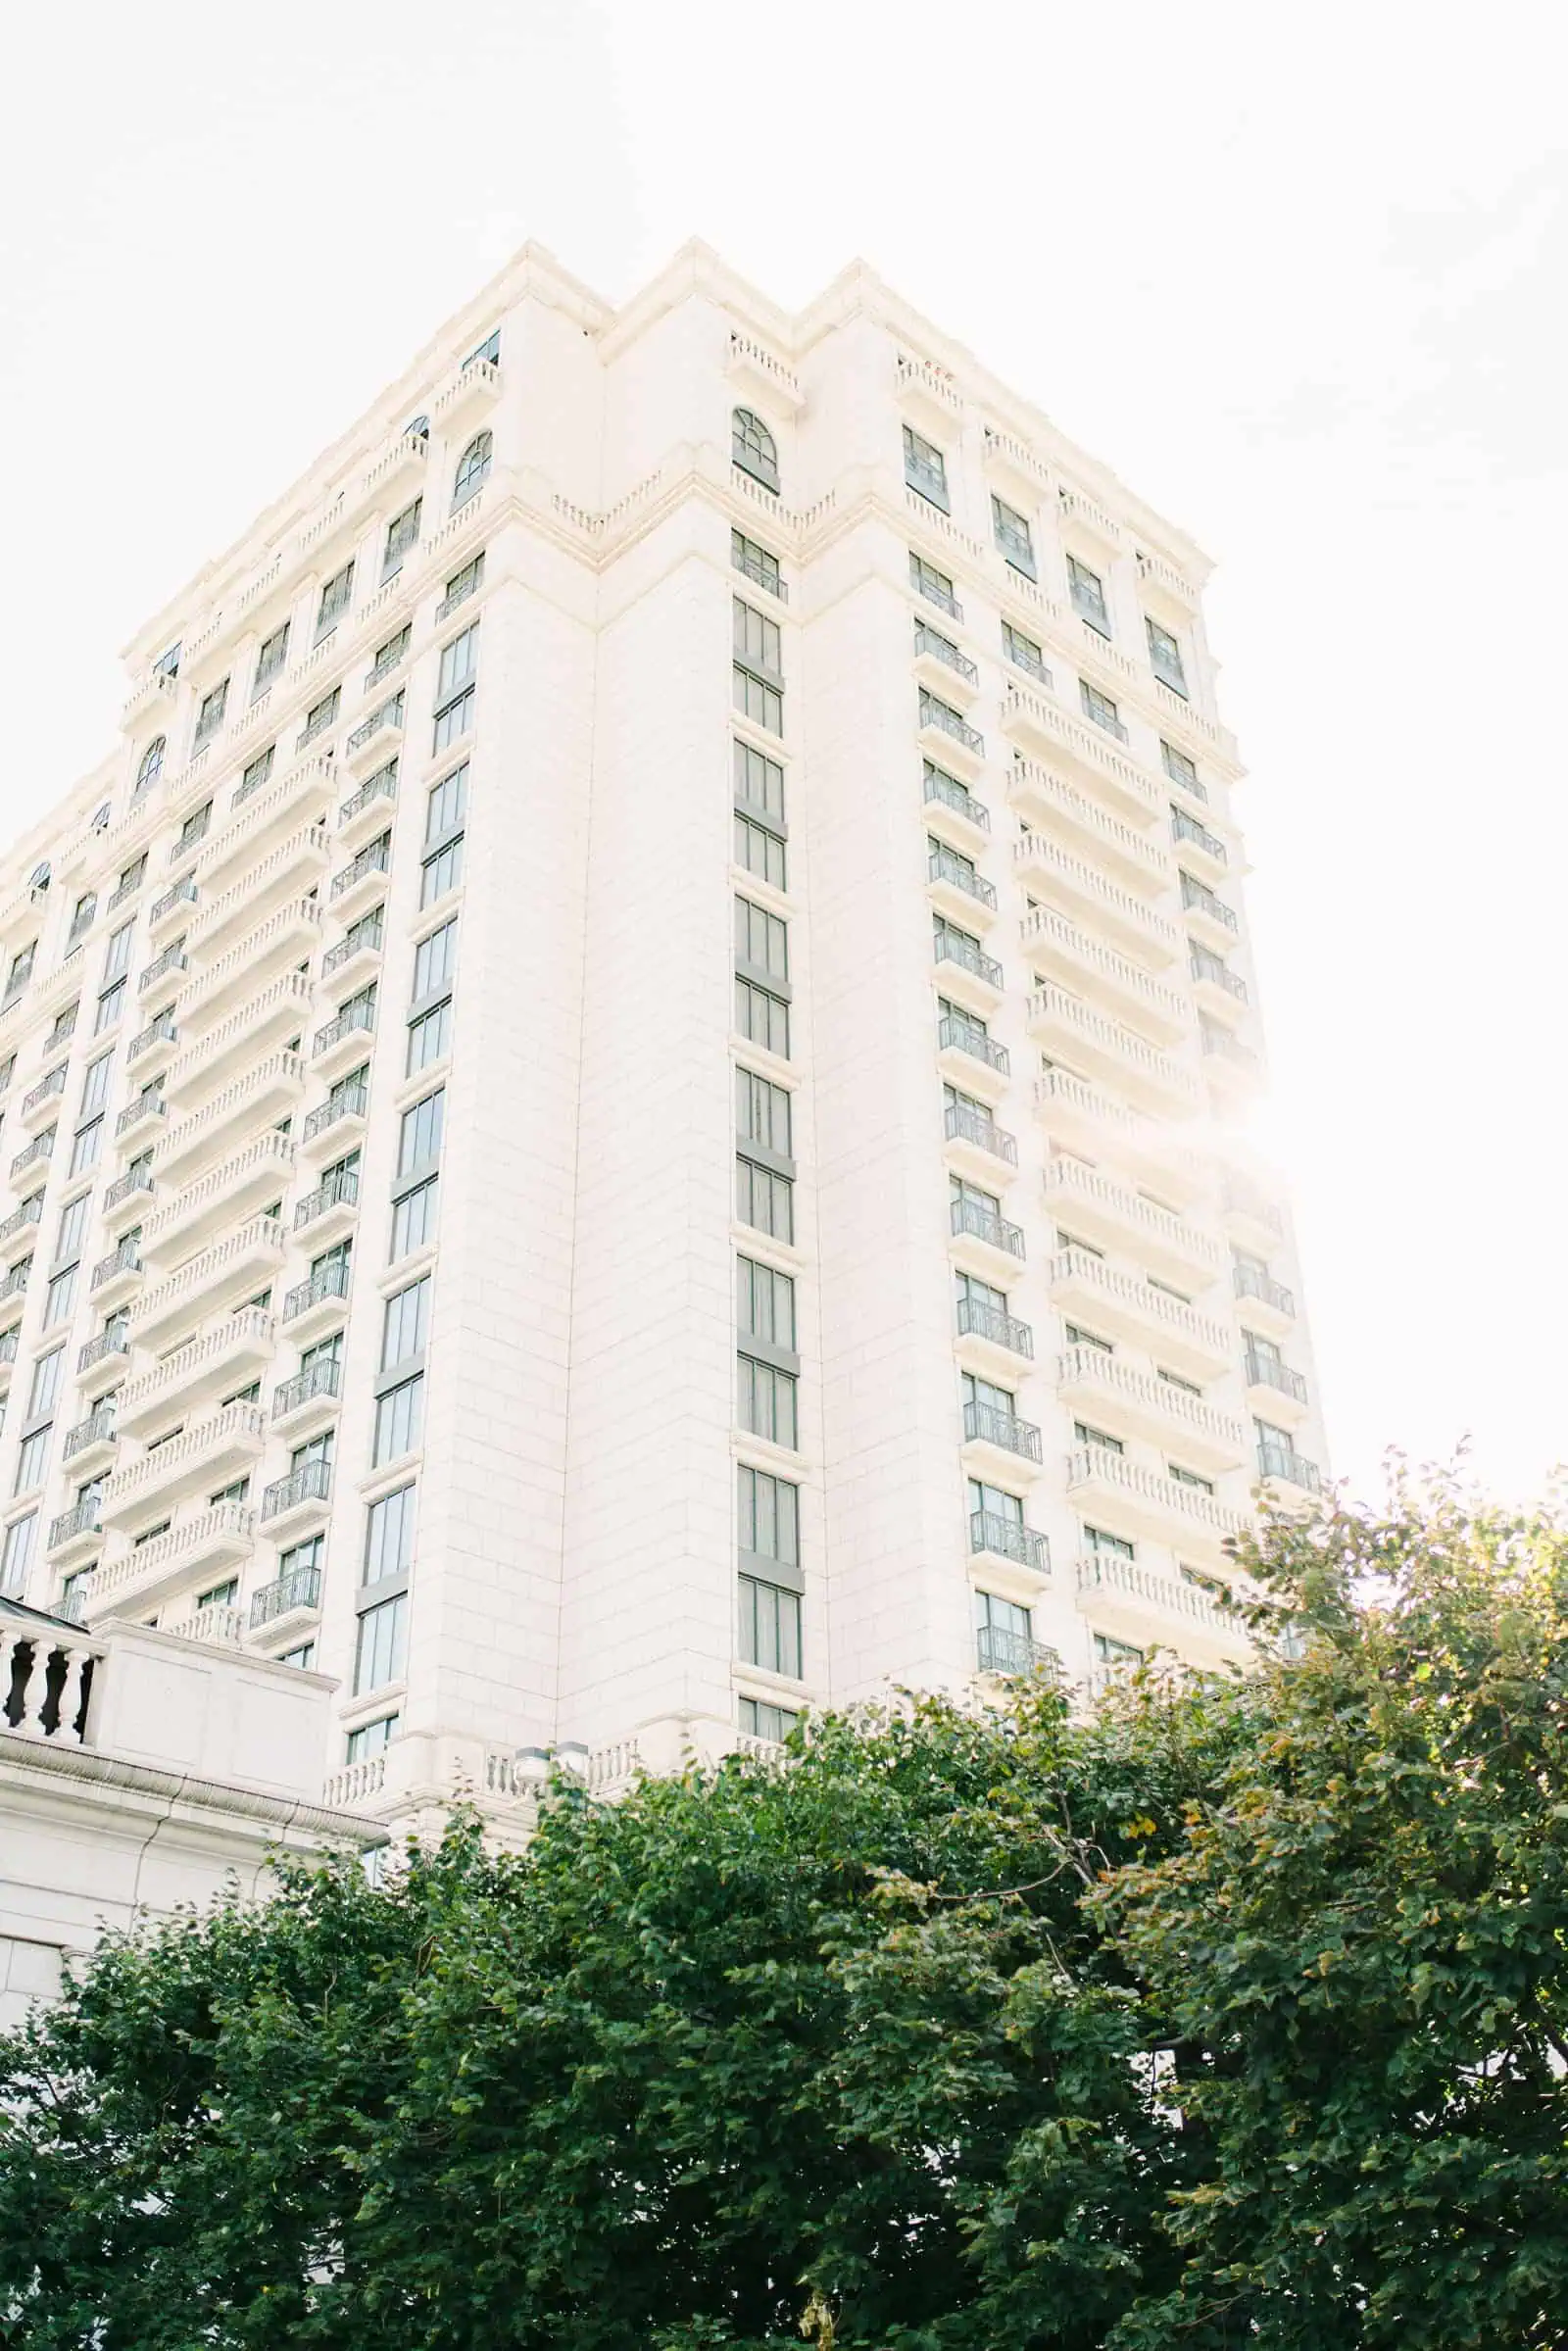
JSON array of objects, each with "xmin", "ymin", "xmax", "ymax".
[
  {"xmin": 126, "ymin": 1007, "xmax": 179, "ymax": 1079},
  {"xmin": 162, "ymin": 1602, "xmax": 245, "ymax": 1650},
  {"xmin": 115, "ymin": 1093, "xmax": 167, "ymax": 1151},
  {"xmin": 301, "ymin": 1080, "xmax": 369, "ymax": 1162},
  {"xmin": 0, "ymin": 1193, "xmax": 41, "ymax": 1267},
  {"xmin": 185, "ymin": 825, "xmax": 331, "ymax": 960},
  {"xmin": 1256, "ymin": 1434, "xmax": 1321, "ymax": 1497},
  {"xmin": 1019, "ymin": 908, "xmax": 1188, "ymax": 1042},
  {"xmin": 895, "ymin": 351, "xmax": 962, "ymax": 437},
  {"xmin": 321, "ymin": 913, "xmax": 384, "ymax": 996},
  {"xmin": 137, "ymin": 942, "xmax": 189, "ymax": 1009},
  {"xmin": 290, "ymin": 1162, "xmax": 357, "ymax": 1247},
  {"xmin": 1006, "ymin": 758, "xmax": 1168, "ymax": 896},
  {"xmin": 981, "ymin": 424, "xmax": 1050, "ymax": 508},
  {"xmin": 916, "ymin": 691, "xmax": 985, "ymax": 777},
  {"xmin": 20, "ymin": 1064, "xmax": 68, "ymax": 1130},
  {"xmin": 148, "ymin": 875, "xmax": 199, "ymax": 938},
  {"xmin": 935, "ymin": 1013, "xmax": 1009, "ymax": 1105},
  {"xmin": 956, "ymin": 1297, "xmax": 1034, "ymax": 1380},
  {"xmin": 83, "ymin": 1502, "xmax": 255, "ymax": 1624},
  {"xmin": 1170, "ymin": 806, "xmax": 1227, "ymax": 878},
  {"xmin": 1180, "ymin": 871, "xmax": 1240, "ymax": 955},
  {"xmin": 1065, "ymin": 1447, "xmax": 1247, "ymax": 1556},
  {"xmin": 0, "ymin": 1327, "xmax": 17, "ymax": 1391},
  {"xmin": 975, "ymin": 1622, "xmax": 1055, "ymax": 1678},
  {"xmin": 164, "ymin": 974, "xmax": 313, "ymax": 1113},
  {"xmin": 62, "ymin": 1403, "xmax": 119, "ymax": 1482},
  {"xmin": 912, "ymin": 622, "xmax": 980, "ymax": 704},
  {"xmin": 363, "ymin": 424, "xmax": 428, "ymax": 504},
  {"xmin": 1075, "ymin": 1553, "xmax": 1250, "ymax": 1666},
  {"xmin": 343, "ymin": 695, "xmax": 404, "ymax": 776},
  {"xmin": 1221, "ymin": 1176, "xmax": 1285, "ymax": 1260},
  {"xmin": 337, "ymin": 764, "xmax": 398, "ymax": 850},
  {"xmin": 962, "ymin": 1397, "xmax": 1043, "ymax": 1483},
  {"xmin": 943, "ymin": 1098, "xmax": 1017, "ymax": 1185},
  {"xmin": 10, "ymin": 1129, "xmax": 54, "ymax": 1181},
  {"xmin": 46, "ymin": 1495, "xmax": 105, "ymax": 1572},
  {"xmin": 143, "ymin": 1131, "xmax": 296, "ymax": 1267},
  {"xmin": 1046, "ymin": 1249, "xmax": 1231, "ymax": 1378},
  {"xmin": 131, "ymin": 1215, "xmax": 286, "ymax": 1350},
  {"xmin": 431, "ymin": 351, "xmax": 501, "ymax": 434},
  {"xmin": 312, "ymin": 999, "xmax": 376, "ymax": 1082},
  {"xmin": 179, "ymin": 896, "xmax": 322, "ymax": 1028},
  {"xmin": 196, "ymin": 758, "xmax": 335, "ymax": 901},
  {"xmin": 1041, "ymin": 1155, "xmax": 1220, "ymax": 1287},
  {"xmin": 119, "ymin": 1309, "xmax": 276, "ymax": 1441},
  {"xmin": 89, "ymin": 1236, "xmax": 144, "ymax": 1314},
  {"xmin": 0, "ymin": 1259, "xmax": 29, "ymax": 1330},
  {"xmin": 260, "ymin": 1457, "xmax": 333, "ymax": 1544},
  {"xmin": 248, "ymin": 1557, "xmax": 323, "ymax": 1642},
  {"xmin": 271, "ymin": 1355, "xmax": 342, "ymax": 1445},
  {"xmin": 329, "ymin": 837, "xmax": 392, "ymax": 922},
  {"xmin": 1233, "ymin": 1260, "xmax": 1296, "ymax": 1341},
  {"xmin": 154, "ymin": 1053, "xmax": 305, "ymax": 1187},
  {"xmin": 76, "ymin": 1319, "xmax": 131, "ymax": 1399},
  {"xmin": 926, "ymin": 841, "xmax": 998, "ymax": 930},
  {"xmin": 1200, "ymin": 1021, "xmax": 1261, "ymax": 1095},
  {"xmin": 1001, "ymin": 688, "xmax": 1157, "ymax": 826},
  {"xmin": 100, "ymin": 1403, "xmax": 268, "ymax": 1535},
  {"xmin": 1055, "ymin": 1347, "xmax": 1247, "ymax": 1475},
  {"xmin": 932, "ymin": 925, "xmax": 1004, "ymax": 1017},
  {"xmin": 949, "ymin": 1195, "xmax": 1025, "ymax": 1282},
  {"xmin": 1244, "ymin": 1347, "xmax": 1309, "ymax": 1421},
  {"xmin": 282, "ymin": 1257, "xmax": 351, "ymax": 1344},
  {"xmin": 921, "ymin": 763, "xmax": 991, "ymax": 857},
  {"xmin": 1189, "ymin": 946, "xmax": 1248, "ymax": 1025},
  {"xmin": 1011, "ymin": 832, "xmax": 1181, "ymax": 967},
  {"xmin": 1025, "ymin": 988, "xmax": 1201, "ymax": 1120}
]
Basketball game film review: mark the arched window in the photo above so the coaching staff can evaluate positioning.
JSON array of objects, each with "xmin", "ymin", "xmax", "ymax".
[
  {"xmin": 732, "ymin": 408, "xmax": 779, "ymax": 494},
  {"xmin": 452, "ymin": 430, "xmax": 492, "ymax": 510},
  {"xmin": 135, "ymin": 736, "xmax": 166, "ymax": 796}
]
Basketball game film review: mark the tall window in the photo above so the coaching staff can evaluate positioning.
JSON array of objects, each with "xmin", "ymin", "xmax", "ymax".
[
  {"xmin": 26, "ymin": 1347, "xmax": 65, "ymax": 1421},
  {"xmin": 737, "ymin": 1067, "xmax": 792, "ymax": 1157},
  {"xmin": 731, "ymin": 408, "xmax": 778, "ymax": 492},
  {"xmin": 365, "ymin": 1484, "xmax": 416, "ymax": 1585},
  {"xmin": 413, "ymin": 917, "xmax": 459, "ymax": 1002},
  {"xmin": 737, "ymin": 1573, "xmax": 801, "ymax": 1679},
  {"xmin": 453, "ymin": 430, "xmax": 493, "ymax": 508},
  {"xmin": 254, "ymin": 622, "xmax": 290, "ymax": 695},
  {"xmin": 426, "ymin": 763, "xmax": 467, "ymax": 842},
  {"xmin": 731, "ymin": 528, "xmax": 783, "ymax": 598},
  {"xmin": 1146, "ymin": 616, "xmax": 1188, "ymax": 696},
  {"xmin": 733, "ymin": 739, "xmax": 785, "ymax": 825},
  {"xmin": 398, "ymin": 1088, "xmax": 445, "ymax": 1178},
  {"xmin": 0, "ymin": 1512, "xmax": 37, "ymax": 1595},
  {"xmin": 738, "ymin": 1256, "xmax": 796, "ymax": 1352},
  {"xmin": 406, "ymin": 1001, "xmax": 451, "ymax": 1075},
  {"xmin": 391, "ymin": 1174, "xmax": 439, "ymax": 1260},
  {"xmin": 317, "ymin": 563, "xmax": 355, "ymax": 636},
  {"xmin": 381, "ymin": 1276, "xmax": 431, "ymax": 1370},
  {"xmin": 736, "ymin": 1155, "xmax": 793, "ymax": 1244},
  {"xmin": 903, "ymin": 424, "xmax": 949, "ymax": 512},
  {"xmin": 420, "ymin": 836, "xmax": 465, "ymax": 906},
  {"xmin": 55, "ymin": 1194, "xmax": 90, "ymax": 1266},
  {"xmin": 134, "ymin": 737, "xmax": 167, "ymax": 795},
  {"xmin": 991, "ymin": 495, "xmax": 1036, "ymax": 578},
  {"xmin": 354, "ymin": 1594, "xmax": 408, "ymax": 1693},
  {"xmin": 193, "ymin": 679, "xmax": 228, "ymax": 745},
  {"xmin": 14, "ymin": 1428, "xmax": 51, "ymax": 1494},
  {"xmin": 738, "ymin": 1355, "xmax": 798, "ymax": 1449},
  {"xmin": 383, "ymin": 497, "xmax": 422, "ymax": 573},
  {"xmin": 103, "ymin": 922, "xmax": 134, "ymax": 986},
  {"xmin": 1066, "ymin": 554, "xmax": 1110, "ymax": 635},
  {"xmin": 373, "ymin": 1379, "xmax": 423, "ymax": 1467}
]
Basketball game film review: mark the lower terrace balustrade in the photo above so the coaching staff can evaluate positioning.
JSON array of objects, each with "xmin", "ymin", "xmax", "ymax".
[
  {"xmin": 83, "ymin": 1503, "xmax": 256, "ymax": 1620},
  {"xmin": 0, "ymin": 1601, "xmax": 100, "ymax": 1743}
]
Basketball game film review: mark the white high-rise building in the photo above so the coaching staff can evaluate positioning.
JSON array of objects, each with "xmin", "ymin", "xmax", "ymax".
[{"xmin": 0, "ymin": 243, "xmax": 1324, "ymax": 1828}]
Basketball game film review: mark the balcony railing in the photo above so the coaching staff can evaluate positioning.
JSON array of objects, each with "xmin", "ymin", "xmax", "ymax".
[
  {"xmin": 905, "ymin": 451, "xmax": 950, "ymax": 509},
  {"xmin": 0, "ymin": 1329, "xmax": 19, "ymax": 1369},
  {"xmin": 77, "ymin": 1320, "xmax": 129, "ymax": 1375},
  {"xmin": 913, "ymin": 622, "xmax": 979, "ymax": 688},
  {"xmin": 272, "ymin": 1357, "xmax": 342, "ymax": 1420},
  {"xmin": 1234, "ymin": 1263, "xmax": 1296, "ymax": 1319},
  {"xmin": 0, "ymin": 1196, "xmax": 42, "ymax": 1246},
  {"xmin": 944, "ymin": 1099, "xmax": 1017, "ymax": 1165},
  {"xmin": 1066, "ymin": 1447, "xmax": 1248, "ymax": 1538},
  {"xmin": 0, "ymin": 1260, "xmax": 30, "ymax": 1305},
  {"xmin": 127, "ymin": 1009, "xmax": 178, "ymax": 1064},
  {"xmin": 302, "ymin": 1083, "xmax": 369, "ymax": 1145},
  {"xmin": 294, "ymin": 1166, "xmax": 360, "ymax": 1231},
  {"xmin": 1171, "ymin": 807, "xmax": 1227, "ymax": 864},
  {"xmin": 923, "ymin": 766, "xmax": 990, "ymax": 831},
  {"xmin": 1181, "ymin": 873, "xmax": 1238, "ymax": 931},
  {"xmin": 345, "ymin": 694, "xmax": 404, "ymax": 758},
  {"xmin": 928, "ymin": 844, "xmax": 997, "ymax": 909},
  {"xmin": 22, "ymin": 1066, "xmax": 68, "ymax": 1117},
  {"xmin": 1076, "ymin": 1552, "xmax": 1239, "ymax": 1635},
  {"xmin": 330, "ymin": 839, "xmax": 392, "ymax": 901},
  {"xmin": 260, "ymin": 1457, "xmax": 333, "ymax": 1524},
  {"xmin": 115, "ymin": 1094, "xmax": 166, "ymax": 1140},
  {"xmin": 63, "ymin": 1405, "xmax": 117, "ymax": 1462},
  {"xmin": 104, "ymin": 1167, "xmax": 155, "ymax": 1218},
  {"xmin": 138, "ymin": 943, "xmax": 188, "ymax": 994},
  {"xmin": 322, "ymin": 914, "xmax": 384, "ymax": 977},
  {"xmin": 934, "ymin": 929, "xmax": 1004, "ymax": 991},
  {"xmin": 313, "ymin": 1001, "xmax": 376, "ymax": 1062},
  {"xmin": 1246, "ymin": 1350, "xmax": 1309, "ymax": 1406},
  {"xmin": 10, "ymin": 1132, "xmax": 52, "ymax": 1177},
  {"xmin": 338, "ymin": 768, "xmax": 397, "ymax": 828},
  {"xmin": 1256, "ymin": 1435, "xmax": 1321, "ymax": 1492},
  {"xmin": 971, "ymin": 1511, "xmax": 1050, "ymax": 1575},
  {"xmin": 1190, "ymin": 947, "xmax": 1247, "ymax": 1002},
  {"xmin": 963, "ymin": 1397, "xmax": 1043, "ymax": 1463},
  {"xmin": 918, "ymin": 692, "xmax": 984, "ymax": 758},
  {"xmin": 1223, "ymin": 1179, "xmax": 1284, "ymax": 1238},
  {"xmin": 950, "ymin": 1196, "xmax": 1024, "ymax": 1259},
  {"xmin": 283, "ymin": 1259, "xmax": 351, "ymax": 1323},
  {"xmin": 956, "ymin": 1298, "xmax": 1033, "ymax": 1358},
  {"xmin": 90, "ymin": 1237, "xmax": 141, "ymax": 1294},
  {"xmin": 976, "ymin": 1622, "xmax": 1054, "ymax": 1676},
  {"xmin": 249, "ymin": 1559, "xmax": 323, "ymax": 1628},
  {"xmin": 150, "ymin": 876, "xmax": 198, "ymax": 924},
  {"xmin": 937, "ymin": 1013, "xmax": 1008, "ymax": 1076},
  {"xmin": 48, "ymin": 1496, "xmax": 102, "ymax": 1550}
]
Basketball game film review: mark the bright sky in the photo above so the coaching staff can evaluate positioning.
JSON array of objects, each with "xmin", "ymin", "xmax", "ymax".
[{"xmin": 2, "ymin": 0, "xmax": 1563, "ymax": 1506}]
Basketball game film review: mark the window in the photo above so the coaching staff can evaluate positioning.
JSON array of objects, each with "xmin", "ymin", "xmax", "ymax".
[
  {"xmin": 1161, "ymin": 739, "xmax": 1201, "ymax": 797},
  {"xmin": 736, "ymin": 1067, "xmax": 792, "ymax": 1159},
  {"xmin": 1083, "ymin": 1524, "xmax": 1136, "ymax": 1560},
  {"xmin": 391, "ymin": 1174, "xmax": 439, "ymax": 1260},
  {"xmin": 1063, "ymin": 1322, "xmax": 1114, "ymax": 1354},
  {"xmin": 103, "ymin": 922, "xmax": 134, "ymax": 986},
  {"xmin": 731, "ymin": 408, "xmax": 779, "ymax": 492},
  {"xmin": 354, "ymin": 1593, "xmax": 409, "ymax": 1693},
  {"xmin": 738, "ymin": 1256, "xmax": 796, "ymax": 1353},
  {"xmin": 346, "ymin": 1712, "xmax": 399, "ymax": 1762},
  {"xmin": 412, "ymin": 917, "xmax": 459, "ymax": 1002},
  {"xmin": 193, "ymin": 679, "xmax": 228, "ymax": 745},
  {"xmin": 196, "ymin": 1577, "xmax": 239, "ymax": 1612},
  {"xmin": 733, "ymin": 661, "xmax": 782, "ymax": 735},
  {"xmin": 301, "ymin": 685, "xmax": 341, "ymax": 744},
  {"xmin": 0, "ymin": 1053, "xmax": 14, "ymax": 1094},
  {"xmin": 735, "ymin": 896, "xmax": 788, "ymax": 984},
  {"xmin": 47, "ymin": 1004, "xmax": 79, "ymax": 1050},
  {"xmin": 115, "ymin": 855, "xmax": 146, "ymax": 902},
  {"xmin": 1147, "ymin": 616, "xmax": 1188, "ymax": 696},
  {"xmin": 406, "ymin": 1000, "xmax": 451, "ymax": 1075},
  {"xmin": 420, "ymin": 835, "xmax": 465, "ymax": 907},
  {"xmin": 373, "ymin": 1377, "xmax": 424, "ymax": 1466},
  {"xmin": 1002, "ymin": 619, "xmax": 1049, "ymax": 681},
  {"xmin": 734, "ymin": 809, "xmax": 786, "ymax": 892},
  {"xmin": 240, "ymin": 745, "xmax": 276, "ymax": 800},
  {"xmin": 441, "ymin": 554, "xmax": 484, "ymax": 612},
  {"xmin": 909, "ymin": 550, "xmax": 959, "ymax": 614},
  {"xmin": 431, "ymin": 687, "xmax": 474, "ymax": 757},
  {"xmin": 739, "ymin": 1696, "xmax": 799, "ymax": 1742},
  {"xmin": 14, "ymin": 1428, "xmax": 50, "ymax": 1494},
  {"xmin": 254, "ymin": 623, "xmax": 289, "ymax": 695},
  {"xmin": 737, "ymin": 1574, "xmax": 801, "ymax": 1678},
  {"xmin": 1067, "ymin": 555, "xmax": 1110, "ymax": 635},
  {"xmin": 365, "ymin": 1484, "xmax": 416, "ymax": 1586},
  {"xmin": 735, "ymin": 975, "xmax": 789, "ymax": 1058},
  {"xmin": 426, "ymin": 763, "xmax": 467, "ymax": 844},
  {"xmin": 370, "ymin": 623, "xmax": 412, "ymax": 684},
  {"xmin": 69, "ymin": 1119, "xmax": 103, "ymax": 1179},
  {"xmin": 738, "ymin": 1353, "xmax": 798, "ymax": 1448},
  {"xmin": 738, "ymin": 1462, "xmax": 799, "ymax": 1576},
  {"xmin": 1079, "ymin": 679, "xmax": 1127, "ymax": 741},
  {"xmin": 453, "ymin": 430, "xmax": 493, "ymax": 508},
  {"xmin": 54, "ymin": 1195, "xmax": 89, "ymax": 1266},
  {"xmin": 91, "ymin": 981, "xmax": 124, "ymax": 1036},
  {"xmin": 1168, "ymin": 1461, "xmax": 1215, "ymax": 1494},
  {"xmin": 397, "ymin": 1088, "xmax": 445, "ymax": 1178},
  {"xmin": 736, "ymin": 1154, "xmax": 793, "ymax": 1244},
  {"xmin": 991, "ymin": 494, "xmax": 1036, "ymax": 578},
  {"xmin": 0, "ymin": 1512, "xmax": 37, "ymax": 1594},
  {"xmin": 280, "ymin": 1641, "xmax": 318, "ymax": 1671},
  {"xmin": 27, "ymin": 1347, "xmax": 65, "ymax": 1422},
  {"xmin": 1074, "ymin": 1420, "xmax": 1124, "ymax": 1455},
  {"xmin": 731, "ymin": 528, "xmax": 783, "ymax": 599},
  {"xmin": 464, "ymin": 326, "xmax": 501, "ymax": 368},
  {"xmin": 79, "ymin": 1053, "xmax": 112, "ymax": 1121},
  {"xmin": 1096, "ymin": 1632, "xmax": 1145, "ymax": 1668},
  {"xmin": 69, "ymin": 890, "xmax": 96, "ymax": 943},
  {"xmin": 317, "ymin": 562, "xmax": 355, "ymax": 636},
  {"xmin": 134, "ymin": 736, "xmax": 167, "ymax": 795},
  {"xmin": 383, "ymin": 496, "xmax": 422, "ymax": 574},
  {"xmin": 437, "ymin": 623, "xmax": 479, "ymax": 705},
  {"xmin": 43, "ymin": 1268, "xmax": 76, "ymax": 1330},
  {"xmin": 381, "ymin": 1276, "xmax": 431, "ymax": 1371},
  {"xmin": 903, "ymin": 423, "xmax": 949, "ymax": 511}
]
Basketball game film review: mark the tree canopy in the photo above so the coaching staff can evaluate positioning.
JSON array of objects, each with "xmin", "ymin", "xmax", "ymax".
[{"xmin": 4, "ymin": 1475, "xmax": 1568, "ymax": 2349}]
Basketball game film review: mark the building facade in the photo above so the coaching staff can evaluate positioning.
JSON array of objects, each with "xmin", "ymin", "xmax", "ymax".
[{"xmin": 0, "ymin": 243, "xmax": 1324, "ymax": 1825}]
